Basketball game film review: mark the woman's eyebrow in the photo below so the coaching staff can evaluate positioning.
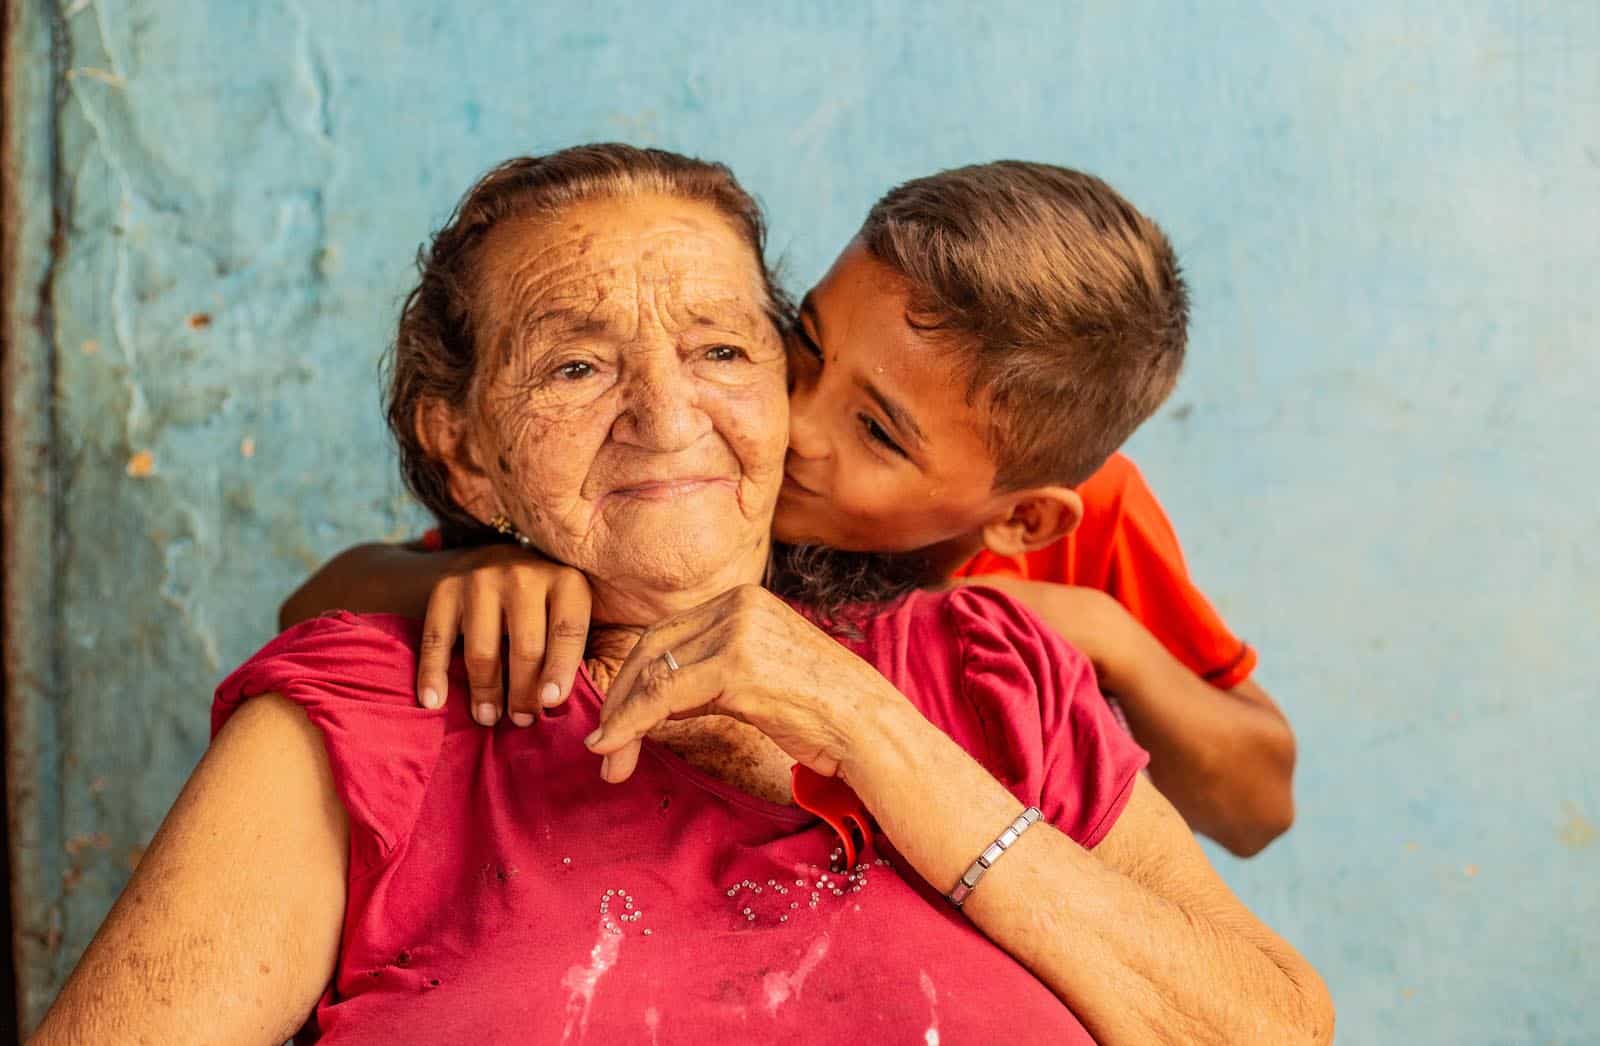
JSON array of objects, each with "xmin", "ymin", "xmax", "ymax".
[
  {"xmin": 516, "ymin": 306, "xmax": 616, "ymax": 346},
  {"xmin": 685, "ymin": 300, "xmax": 764, "ymax": 331}
]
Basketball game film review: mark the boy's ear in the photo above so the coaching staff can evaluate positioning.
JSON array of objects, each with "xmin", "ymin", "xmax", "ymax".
[
  {"xmin": 979, "ymin": 487, "xmax": 1084, "ymax": 559},
  {"xmin": 415, "ymin": 399, "xmax": 500, "ymax": 523}
]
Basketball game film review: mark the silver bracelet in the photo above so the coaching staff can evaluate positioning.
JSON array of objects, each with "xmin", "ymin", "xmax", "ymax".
[{"xmin": 947, "ymin": 806, "xmax": 1042, "ymax": 908}]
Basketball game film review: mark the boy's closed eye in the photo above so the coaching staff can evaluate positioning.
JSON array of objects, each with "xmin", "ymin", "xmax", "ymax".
[{"xmin": 861, "ymin": 414, "xmax": 908, "ymax": 458}]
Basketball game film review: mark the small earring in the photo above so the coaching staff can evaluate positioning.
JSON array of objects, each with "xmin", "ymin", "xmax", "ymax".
[{"xmin": 488, "ymin": 513, "xmax": 534, "ymax": 548}]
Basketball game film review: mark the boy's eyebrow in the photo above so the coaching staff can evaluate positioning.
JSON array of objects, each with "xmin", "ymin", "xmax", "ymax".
[
  {"xmin": 803, "ymin": 292, "xmax": 928, "ymax": 449},
  {"xmin": 862, "ymin": 380, "xmax": 927, "ymax": 449}
]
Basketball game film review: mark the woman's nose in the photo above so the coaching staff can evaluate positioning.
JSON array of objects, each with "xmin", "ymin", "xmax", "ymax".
[{"xmin": 614, "ymin": 367, "xmax": 711, "ymax": 452}]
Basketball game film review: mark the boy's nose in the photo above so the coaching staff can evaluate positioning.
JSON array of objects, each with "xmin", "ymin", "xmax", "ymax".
[{"xmin": 785, "ymin": 388, "xmax": 829, "ymax": 462}]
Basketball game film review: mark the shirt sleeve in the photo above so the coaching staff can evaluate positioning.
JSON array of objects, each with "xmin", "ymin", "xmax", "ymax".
[
  {"xmin": 212, "ymin": 612, "xmax": 444, "ymax": 878},
  {"xmin": 942, "ymin": 587, "xmax": 1149, "ymax": 850},
  {"xmin": 1068, "ymin": 454, "xmax": 1258, "ymax": 689}
]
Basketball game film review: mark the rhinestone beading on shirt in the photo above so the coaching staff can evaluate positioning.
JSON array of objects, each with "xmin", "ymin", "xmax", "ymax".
[{"xmin": 718, "ymin": 848, "xmax": 892, "ymax": 928}]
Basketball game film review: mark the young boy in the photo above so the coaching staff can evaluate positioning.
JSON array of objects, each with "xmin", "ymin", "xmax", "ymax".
[{"xmin": 282, "ymin": 162, "xmax": 1295, "ymax": 856}]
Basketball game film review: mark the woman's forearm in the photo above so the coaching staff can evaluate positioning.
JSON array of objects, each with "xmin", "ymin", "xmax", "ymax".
[
  {"xmin": 842, "ymin": 697, "xmax": 1332, "ymax": 1045},
  {"xmin": 280, "ymin": 541, "xmax": 452, "ymax": 629}
]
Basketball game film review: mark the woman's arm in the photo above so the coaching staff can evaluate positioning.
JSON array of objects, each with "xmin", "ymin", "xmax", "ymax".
[
  {"xmin": 963, "ymin": 578, "xmax": 1296, "ymax": 856},
  {"xmin": 586, "ymin": 585, "xmax": 1333, "ymax": 1045},
  {"xmin": 847, "ymin": 701, "xmax": 1331, "ymax": 1045},
  {"xmin": 31, "ymin": 694, "xmax": 349, "ymax": 1045}
]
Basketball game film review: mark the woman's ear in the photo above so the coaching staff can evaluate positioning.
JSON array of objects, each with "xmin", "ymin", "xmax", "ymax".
[
  {"xmin": 979, "ymin": 487, "xmax": 1084, "ymax": 558},
  {"xmin": 415, "ymin": 398, "xmax": 500, "ymax": 523}
]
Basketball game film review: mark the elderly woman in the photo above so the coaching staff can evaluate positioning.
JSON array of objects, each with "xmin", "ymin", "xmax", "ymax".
[{"xmin": 35, "ymin": 145, "xmax": 1331, "ymax": 1045}]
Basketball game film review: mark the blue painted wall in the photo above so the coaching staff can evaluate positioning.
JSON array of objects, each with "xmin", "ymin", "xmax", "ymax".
[{"xmin": 6, "ymin": 1, "xmax": 1597, "ymax": 1039}]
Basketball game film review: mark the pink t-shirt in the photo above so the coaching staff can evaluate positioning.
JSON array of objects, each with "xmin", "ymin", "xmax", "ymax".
[{"xmin": 213, "ymin": 587, "xmax": 1147, "ymax": 1044}]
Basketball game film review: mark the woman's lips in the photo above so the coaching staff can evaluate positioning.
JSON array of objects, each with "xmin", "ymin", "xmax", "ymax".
[{"xmin": 610, "ymin": 477, "xmax": 733, "ymax": 501}]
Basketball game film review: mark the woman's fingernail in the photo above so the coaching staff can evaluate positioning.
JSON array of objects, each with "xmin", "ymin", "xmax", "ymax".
[
  {"xmin": 475, "ymin": 703, "xmax": 498, "ymax": 726},
  {"xmin": 584, "ymin": 727, "xmax": 603, "ymax": 747},
  {"xmin": 510, "ymin": 712, "xmax": 534, "ymax": 727},
  {"xmin": 420, "ymin": 687, "xmax": 441, "ymax": 710},
  {"xmin": 600, "ymin": 755, "xmax": 611, "ymax": 780},
  {"xmin": 540, "ymin": 682, "xmax": 562, "ymax": 707}
]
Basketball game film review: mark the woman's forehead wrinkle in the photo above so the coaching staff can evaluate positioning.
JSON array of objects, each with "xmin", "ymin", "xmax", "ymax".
[{"xmin": 482, "ymin": 211, "xmax": 771, "ymax": 373}]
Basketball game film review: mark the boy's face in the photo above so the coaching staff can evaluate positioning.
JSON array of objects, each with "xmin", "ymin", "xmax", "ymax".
[{"xmin": 773, "ymin": 240, "xmax": 1009, "ymax": 555}]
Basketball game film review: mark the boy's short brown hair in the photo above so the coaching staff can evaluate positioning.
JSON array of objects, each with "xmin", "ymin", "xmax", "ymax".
[{"xmin": 859, "ymin": 161, "xmax": 1188, "ymax": 490}]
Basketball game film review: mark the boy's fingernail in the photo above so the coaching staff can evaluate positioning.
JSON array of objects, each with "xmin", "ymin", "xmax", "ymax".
[
  {"xmin": 584, "ymin": 727, "xmax": 604, "ymax": 747},
  {"xmin": 510, "ymin": 712, "xmax": 534, "ymax": 727},
  {"xmin": 475, "ymin": 703, "xmax": 498, "ymax": 726},
  {"xmin": 420, "ymin": 687, "xmax": 441, "ymax": 710},
  {"xmin": 600, "ymin": 755, "xmax": 611, "ymax": 780},
  {"xmin": 540, "ymin": 682, "xmax": 563, "ymax": 707}
]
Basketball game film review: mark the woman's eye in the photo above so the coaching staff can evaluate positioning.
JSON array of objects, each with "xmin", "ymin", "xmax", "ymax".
[
  {"xmin": 555, "ymin": 361, "xmax": 595, "ymax": 381},
  {"xmin": 704, "ymin": 345, "xmax": 748, "ymax": 363},
  {"xmin": 861, "ymin": 415, "xmax": 908, "ymax": 458}
]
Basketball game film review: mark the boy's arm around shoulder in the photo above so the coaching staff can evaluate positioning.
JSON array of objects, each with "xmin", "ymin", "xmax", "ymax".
[
  {"xmin": 957, "ymin": 576, "xmax": 1297, "ymax": 857},
  {"xmin": 280, "ymin": 540, "xmax": 458, "ymax": 629}
]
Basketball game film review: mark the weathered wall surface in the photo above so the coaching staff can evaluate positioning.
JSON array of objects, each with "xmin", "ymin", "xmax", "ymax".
[{"xmin": 6, "ymin": 1, "xmax": 1597, "ymax": 1039}]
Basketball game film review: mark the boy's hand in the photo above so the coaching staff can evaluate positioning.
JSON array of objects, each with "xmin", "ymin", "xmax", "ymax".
[{"xmin": 415, "ymin": 545, "xmax": 592, "ymax": 727}]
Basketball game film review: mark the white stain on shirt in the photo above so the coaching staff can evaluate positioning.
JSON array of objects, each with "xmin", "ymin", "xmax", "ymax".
[
  {"xmin": 560, "ymin": 920, "xmax": 623, "ymax": 1044},
  {"xmin": 920, "ymin": 969, "xmax": 940, "ymax": 1045},
  {"xmin": 762, "ymin": 933, "xmax": 832, "ymax": 1015}
]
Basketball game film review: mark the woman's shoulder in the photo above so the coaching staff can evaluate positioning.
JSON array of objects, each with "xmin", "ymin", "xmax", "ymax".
[
  {"xmin": 214, "ymin": 612, "xmax": 429, "ymax": 730},
  {"xmin": 212, "ymin": 612, "xmax": 445, "ymax": 875},
  {"xmin": 857, "ymin": 585, "xmax": 1093, "ymax": 674},
  {"xmin": 859, "ymin": 588, "xmax": 1145, "ymax": 848},
  {"xmin": 845, "ymin": 586, "xmax": 1097, "ymax": 749},
  {"xmin": 267, "ymin": 609, "xmax": 424, "ymax": 652}
]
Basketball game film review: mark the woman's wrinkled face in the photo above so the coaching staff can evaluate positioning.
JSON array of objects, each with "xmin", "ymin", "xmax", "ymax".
[{"xmin": 460, "ymin": 195, "xmax": 788, "ymax": 599}]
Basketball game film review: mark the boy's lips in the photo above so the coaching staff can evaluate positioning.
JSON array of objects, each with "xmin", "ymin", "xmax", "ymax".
[{"xmin": 781, "ymin": 471, "xmax": 822, "ymax": 497}]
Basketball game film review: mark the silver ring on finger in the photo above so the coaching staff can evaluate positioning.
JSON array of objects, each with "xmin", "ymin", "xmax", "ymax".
[{"xmin": 662, "ymin": 650, "xmax": 681, "ymax": 672}]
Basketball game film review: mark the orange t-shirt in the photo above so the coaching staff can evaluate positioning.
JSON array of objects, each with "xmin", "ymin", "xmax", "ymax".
[{"xmin": 954, "ymin": 453, "xmax": 1257, "ymax": 690}]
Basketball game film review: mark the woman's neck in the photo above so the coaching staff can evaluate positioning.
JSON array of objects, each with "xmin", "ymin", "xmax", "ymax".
[
  {"xmin": 582, "ymin": 539, "xmax": 771, "ymax": 636},
  {"xmin": 582, "ymin": 627, "xmax": 796, "ymax": 808},
  {"xmin": 584, "ymin": 626, "xmax": 644, "ymax": 693}
]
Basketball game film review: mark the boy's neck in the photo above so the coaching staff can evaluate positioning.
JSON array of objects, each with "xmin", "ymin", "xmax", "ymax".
[{"xmin": 918, "ymin": 530, "xmax": 993, "ymax": 580}]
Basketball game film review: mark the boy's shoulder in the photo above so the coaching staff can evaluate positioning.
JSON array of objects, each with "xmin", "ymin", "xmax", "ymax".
[{"xmin": 1075, "ymin": 451, "xmax": 1149, "ymax": 513}]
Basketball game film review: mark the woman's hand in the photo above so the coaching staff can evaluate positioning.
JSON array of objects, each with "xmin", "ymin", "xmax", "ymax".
[
  {"xmin": 582, "ymin": 585, "xmax": 901, "ymax": 783},
  {"xmin": 415, "ymin": 544, "xmax": 593, "ymax": 727}
]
